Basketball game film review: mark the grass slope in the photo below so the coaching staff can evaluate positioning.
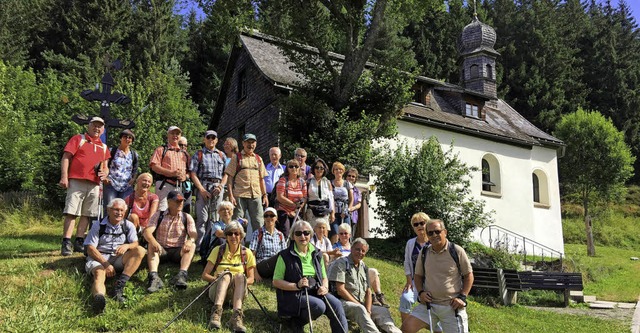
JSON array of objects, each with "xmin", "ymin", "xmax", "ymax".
[{"xmin": 0, "ymin": 221, "xmax": 631, "ymax": 332}]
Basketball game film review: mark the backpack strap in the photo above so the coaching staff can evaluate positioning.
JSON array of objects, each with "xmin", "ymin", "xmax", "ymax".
[
  {"xmin": 152, "ymin": 210, "xmax": 167, "ymax": 239},
  {"xmin": 241, "ymin": 246, "xmax": 247, "ymax": 275},
  {"xmin": 257, "ymin": 227, "xmax": 264, "ymax": 251},
  {"xmin": 421, "ymin": 241, "xmax": 463, "ymax": 279},
  {"xmin": 212, "ymin": 243, "xmax": 227, "ymax": 273},
  {"xmin": 108, "ymin": 146, "xmax": 118, "ymax": 169},
  {"xmin": 98, "ymin": 221, "xmax": 131, "ymax": 244}
]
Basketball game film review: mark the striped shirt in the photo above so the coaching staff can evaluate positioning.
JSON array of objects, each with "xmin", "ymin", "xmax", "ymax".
[
  {"xmin": 276, "ymin": 176, "xmax": 307, "ymax": 214},
  {"xmin": 149, "ymin": 144, "xmax": 188, "ymax": 176}
]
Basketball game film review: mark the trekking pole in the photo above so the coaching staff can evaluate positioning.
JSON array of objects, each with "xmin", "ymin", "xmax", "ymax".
[
  {"xmin": 322, "ymin": 294, "xmax": 348, "ymax": 333},
  {"xmin": 427, "ymin": 303, "xmax": 434, "ymax": 333},
  {"xmin": 304, "ymin": 287, "xmax": 314, "ymax": 333},
  {"xmin": 247, "ymin": 287, "xmax": 280, "ymax": 332},
  {"xmin": 159, "ymin": 274, "xmax": 223, "ymax": 332}
]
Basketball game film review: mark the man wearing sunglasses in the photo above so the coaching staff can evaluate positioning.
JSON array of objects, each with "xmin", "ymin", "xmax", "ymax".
[
  {"xmin": 402, "ymin": 219, "xmax": 474, "ymax": 333},
  {"xmin": 190, "ymin": 130, "xmax": 226, "ymax": 250}
]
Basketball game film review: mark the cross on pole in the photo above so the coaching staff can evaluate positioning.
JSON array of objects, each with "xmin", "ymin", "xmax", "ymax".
[{"xmin": 72, "ymin": 58, "xmax": 134, "ymax": 143}]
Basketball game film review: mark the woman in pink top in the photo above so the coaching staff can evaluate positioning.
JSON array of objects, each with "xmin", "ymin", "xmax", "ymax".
[
  {"xmin": 127, "ymin": 173, "xmax": 159, "ymax": 229},
  {"xmin": 276, "ymin": 159, "xmax": 307, "ymax": 235}
]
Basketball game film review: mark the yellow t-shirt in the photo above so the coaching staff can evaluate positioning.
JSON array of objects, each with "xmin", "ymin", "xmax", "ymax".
[{"xmin": 207, "ymin": 244, "xmax": 256, "ymax": 276}]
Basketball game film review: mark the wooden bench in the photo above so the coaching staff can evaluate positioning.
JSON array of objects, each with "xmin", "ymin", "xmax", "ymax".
[
  {"xmin": 518, "ymin": 271, "xmax": 584, "ymax": 306},
  {"xmin": 471, "ymin": 267, "xmax": 523, "ymax": 305}
]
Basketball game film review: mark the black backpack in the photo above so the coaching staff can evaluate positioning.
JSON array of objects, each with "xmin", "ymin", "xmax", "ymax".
[{"xmin": 199, "ymin": 226, "xmax": 225, "ymax": 265}]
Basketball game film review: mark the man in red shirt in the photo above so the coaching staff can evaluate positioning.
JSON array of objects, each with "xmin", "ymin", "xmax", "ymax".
[{"xmin": 59, "ymin": 117, "xmax": 110, "ymax": 256}]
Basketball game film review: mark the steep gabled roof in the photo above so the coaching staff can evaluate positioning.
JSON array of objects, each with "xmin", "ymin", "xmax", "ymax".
[{"xmin": 215, "ymin": 31, "xmax": 563, "ymax": 148}]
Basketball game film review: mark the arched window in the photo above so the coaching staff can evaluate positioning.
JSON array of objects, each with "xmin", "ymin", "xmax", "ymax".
[
  {"xmin": 486, "ymin": 64, "xmax": 493, "ymax": 79},
  {"xmin": 470, "ymin": 64, "xmax": 479, "ymax": 78},
  {"xmin": 532, "ymin": 169, "xmax": 550, "ymax": 206},
  {"xmin": 532, "ymin": 173, "xmax": 540, "ymax": 203},
  {"xmin": 481, "ymin": 154, "xmax": 501, "ymax": 195}
]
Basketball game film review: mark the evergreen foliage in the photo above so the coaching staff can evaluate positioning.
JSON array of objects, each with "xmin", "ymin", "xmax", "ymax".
[{"xmin": 371, "ymin": 137, "xmax": 492, "ymax": 245}]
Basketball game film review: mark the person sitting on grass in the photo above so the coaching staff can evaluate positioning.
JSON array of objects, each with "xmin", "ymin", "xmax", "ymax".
[
  {"xmin": 125, "ymin": 173, "xmax": 159, "ymax": 231},
  {"xmin": 143, "ymin": 190, "xmax": 197, "ymax": 293},
  {"xmin": 332, "ymin": 223, "xmax": 389, "ymax": 307},
  {"xmin": 328, "ymin": 238, "xmax": 402, "ymax": 333},
  {"xmin": 249, "ymin": 207, "xmax": 287, "ymax": 282},
  {"xmin": 202, "ymin": 221, "xmax": 256, "ymax": 332},
  {"xmin": 310, "ymin": 220, "xmax": 339, "ymax": 266},
  {"xmin": 199, "ymin": 200, "xmax": 235, "ymax": 264},
  {"xmin": 83, "ymin": 198, "xmax": 145, "ymax": 313}
]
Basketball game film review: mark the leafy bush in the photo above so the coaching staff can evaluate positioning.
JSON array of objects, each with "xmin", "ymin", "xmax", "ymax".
[{"xmin": 371, "ymin": 137, "xmax": 492, "ymax": 246}]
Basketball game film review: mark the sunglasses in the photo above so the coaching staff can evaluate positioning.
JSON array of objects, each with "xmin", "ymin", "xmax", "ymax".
[
  {"xmin": 206, "ymin": 135, "xmax": 217, "ymax": 140},
  {"xmin": 295, "ymin": 154, "xmax": 307, "ymax": 158},
  {"xmin": 413, "ymin": 221, "xmax": 426, "ymax": 227},
  {"xmin": 264, "ymin": 214, "xmax": 276, "ymax": 218},
  {"xmin": 314, "ymin": 166, "xmax": 325, "ymax": 170},
  {"xmin": 427, "ymin": 230, "xmax": 443, "ymax": 237},
  {"xmin": 339, "ymin": 232, "xmax": 349, "ymax": 235},
  {"xmin": 288, "ymin": 165, "xmax": 300, "ymax": 169},
  {"xmin": 346, "ymin": 174, "xmax": 356, "ymax": 178},
  {"xmin": 294, "ymin": 230, "xmax": 311, "ymax": 237},
  {"xmin": 225, "ymin": 231, "xmax": 242, "ymax": 237},
  {"xmin": 179, "ymin": 144, "xmax": 187, "ymax": 148}
]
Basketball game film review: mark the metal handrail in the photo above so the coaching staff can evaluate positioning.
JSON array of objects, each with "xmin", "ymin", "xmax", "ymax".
[{"xmin": 480, "ymin": 224, "xmax": 563, "ymax": 268}]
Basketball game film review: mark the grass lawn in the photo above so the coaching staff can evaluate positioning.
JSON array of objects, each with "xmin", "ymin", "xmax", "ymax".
[{"xmin": 0, "ymin": 221, "xmax": 632, "ymax": 332}]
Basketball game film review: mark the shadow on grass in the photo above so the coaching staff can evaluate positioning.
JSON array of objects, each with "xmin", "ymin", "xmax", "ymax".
[{"xmin": 0, "ymin": 233, "xmax": 60, "ymax": 259}]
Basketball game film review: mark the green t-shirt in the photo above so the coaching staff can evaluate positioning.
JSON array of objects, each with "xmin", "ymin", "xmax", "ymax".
[{"xmin": 273, "ymin": 243, "xmax": 327, "ymax": 280}]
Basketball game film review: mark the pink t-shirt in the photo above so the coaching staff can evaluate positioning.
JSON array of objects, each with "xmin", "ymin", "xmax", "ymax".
[{"xmin": 127, "ymin": 193, "xmax": 159, "ymax": 228}]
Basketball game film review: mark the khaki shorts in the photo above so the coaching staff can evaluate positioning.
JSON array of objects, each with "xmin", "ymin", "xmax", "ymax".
[
  {"xmin": 85, "ymin": 253, "xmax": 124, "ymax": 275},
  {"xmin": 64, "ymin": 179, "xmax": 100, "ymax": 217}
]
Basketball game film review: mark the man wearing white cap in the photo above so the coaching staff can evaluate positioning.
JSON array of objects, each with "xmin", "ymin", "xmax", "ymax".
[
  {"xmin": 149, "ymin": 126, "xmax": 190, "ymax": 211},
  {"xmin": 59, "ymin": 116, "xmax": 111, "ymax": 256},
  {"xmin": 190, "ymin": 129, "xmax": 226, "ymax": 250}
]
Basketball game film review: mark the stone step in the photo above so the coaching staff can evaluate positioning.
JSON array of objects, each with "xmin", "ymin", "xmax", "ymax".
[
  {"xmin": 583, "ymin": 295, "xmax": 597, "ymax": 302},
  {"xmin": 617, "ymin": 302, "xmax": 636, "ymax": 309},
  {"xmin": 589, "ymin": 302, "xmax": 616, "ymax": 309},
  {"xmin": 569, "ymin": 290, "xmax": 584, "ymax": 303}
]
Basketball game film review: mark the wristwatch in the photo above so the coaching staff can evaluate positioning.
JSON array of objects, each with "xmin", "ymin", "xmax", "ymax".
[{"xmin": 457, "ymin": 293, "xmax": 467, "ymax": 306}]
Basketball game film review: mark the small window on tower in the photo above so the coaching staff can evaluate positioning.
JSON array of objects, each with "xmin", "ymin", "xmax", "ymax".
[
  {"xmin": 470, "ymin": 64, "xmax": 479, "ymax": 78},
  {"xmin": 466, "ymin": 103, "xmax": 479, "ymax": 118},
  {"xmin": 486, "ymin": 64, "xmax": 493, "ymax": 79}
]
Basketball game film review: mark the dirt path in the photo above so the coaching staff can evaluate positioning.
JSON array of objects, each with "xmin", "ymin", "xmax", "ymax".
[{"xmin": 527, "ymin": 305, "xmax": 635, "ymax": 323}]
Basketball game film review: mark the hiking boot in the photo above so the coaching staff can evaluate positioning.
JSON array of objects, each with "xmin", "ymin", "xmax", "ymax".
[
  {"xmin": 61, "ymin": 239, "xmax": 73, "ymax": 256},
  {"xmin": 147, "ymin": 275, "xmax": 164, "ymax": 293},
  {"xmin": 376, "ymin": 293, "xmax": 390, "ymax": 308},
  {"xmin": 372, "ymin": 296, "xmax": 382, "ymax": 306},
  {"xmin": 171, "ymin": 271, "xmax": 188, "ymax": 289},
  {"xmin": 92, "ymin": 294, "xmax": 106, "ymax": 314},
  {"xmin": 227, "ymin": 309, "xmax": 246, "ymax": 332},
  {"xmin": 208, "ymin": 305, "xmax": 223, "ymax": 330},
  {"xmin": 113, "ymin": 281, "xmax": 126, "ymax": 303},
  {"xmin": 73, "ymin": 238, "xmax": 85, "ymax": 253}
]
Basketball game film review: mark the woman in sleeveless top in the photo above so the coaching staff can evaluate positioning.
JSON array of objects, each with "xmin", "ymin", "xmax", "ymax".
[
  {"xmin": 304, "ymin": 158, "xmax": 335, "ymax": 228},
  {"xmin": 329, "ymin": 161, "xmax": 353, "ymax": 244},
  {"xmin": 127, "ymin": 173, "xmax": 159, "ymax": 230}
]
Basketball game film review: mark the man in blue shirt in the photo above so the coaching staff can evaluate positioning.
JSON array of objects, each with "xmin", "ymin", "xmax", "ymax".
[
  {"xmin": 249, "ymin": 207, "xmax": 287, "ymax": 281},
  {"xmin": 190, "ymin": 130, "xmax": 226, "ymax": 250},
  {"xmin": 265, "ymin": 147, "xmax": 285, "ymax": 208},
  {"xmin": 84, "ymin": 198, "xmax": 145, "ymax": 313}
]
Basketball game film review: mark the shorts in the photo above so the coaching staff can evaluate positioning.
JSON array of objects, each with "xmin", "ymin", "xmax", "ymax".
[
  {"xmin": 159, "ymin": 247, "xmax": 183, "ymax": 263},
  {"xmin": 85, "ymin": 253, "xmax": 124, "ymax": 275},
  {"xmin": 155, "ymin": 180, "xmax": 177, "ymax": 211},
  {"xmin": 64, "ymin": 179, "xmax": 100, "ymax": 217},
  {"xmin": 410, "ymin": 303, "xmax": 466, "ymax": 333}
]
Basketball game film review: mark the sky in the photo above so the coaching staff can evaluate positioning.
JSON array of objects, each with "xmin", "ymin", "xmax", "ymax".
[{"xmin": 175, "ymin": 0, "xmax": 640, "ymax": 25}]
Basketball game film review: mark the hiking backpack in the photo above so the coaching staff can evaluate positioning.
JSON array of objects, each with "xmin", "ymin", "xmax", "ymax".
[
  {"xmin": 420, "ymin": 241, "xmax": 464, "ymax": 282},
  {"xmin": 210, "ymin": 243, "xmax": 248, "ymax": 274}
]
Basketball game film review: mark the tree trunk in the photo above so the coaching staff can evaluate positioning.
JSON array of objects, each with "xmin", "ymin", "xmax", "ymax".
[{"xmin": 583, "ymin": 197, "xmax": 596, "ymax": 256}]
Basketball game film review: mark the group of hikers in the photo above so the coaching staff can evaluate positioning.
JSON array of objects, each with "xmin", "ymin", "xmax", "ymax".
[{"xmin": 58, "ymin": 117, "xmax": 474, "ymax": 332}]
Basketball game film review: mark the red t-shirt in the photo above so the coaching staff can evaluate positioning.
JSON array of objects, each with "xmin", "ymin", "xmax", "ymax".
[
  {"xmin": 127, "ymin": 192, "xmax": 159, "ymax": 228},
  {"xmin": 63, "ymin": 133, "xmax": 110, "ymax": 184}
]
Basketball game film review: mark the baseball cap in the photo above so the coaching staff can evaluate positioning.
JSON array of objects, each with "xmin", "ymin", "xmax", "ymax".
[
  {"xmin": 204, "ymin": 130, "xmax": 218, "ymax": 137},
  {"xmin": 264, "ymin": 207, "xmax": 277, "ymax": 216},
  {"xmin": 243, "ymin": 133, "xmax": 257, "ymax": 141},
  {"xmin": 89, "ymin": 116, "xmax": 105, "ymax": 124},
  {"xmin": 167, "ymin": 126, "xmax": 182, "ymax": 134},
  {"xmin": 167, "ymin": 190, "xmax": 185, "ymax": 201}
]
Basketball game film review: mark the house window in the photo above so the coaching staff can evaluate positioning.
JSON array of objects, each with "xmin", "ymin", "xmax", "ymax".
[
  {"xmin": 481, "ymin": 154, "xmax": 501, "ymax": 195},
  {"xmin": 470, "ymin": 64, "xmax": 479, "ymax": 78},
  {"xmin": 486, "ymin": 64, "xmax": 493, "ymax": 79},
  {"xmin": 413, "ymin": 88, "xmax": 423, "ymax": 104},
  {"xmin": 532, "ymin": 173, "xmax": 540, "ymax": 202},
  {"xmin": 237, "ymin": 123, "xmax": 246, "ymax": 142},
  {"xmin": 466, "ymin": 103, "xmax": 479, "ymax": 118},
  {"xmin": 237, "ymin": 69, "xmax": 247, "ymax": 101},
  {"xmin": 532, "ymin": 169, "xmax": 550, "ymax": 207}
]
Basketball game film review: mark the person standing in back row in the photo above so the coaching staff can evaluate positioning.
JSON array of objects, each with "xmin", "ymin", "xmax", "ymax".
[
  {"xmin": 190, "ymin": 130, "xmax": 226, "ymax": 250},
  {"xmin": 59, "ymin": 117, "xmax": 110, "ymax": 256},
  {"xmin": 149, "ymin": 126, "xmax": 189, "ymax": 211},
  {"xmin": 223, "ymin": 133, "xmax": 268, "ymax": 234}
]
